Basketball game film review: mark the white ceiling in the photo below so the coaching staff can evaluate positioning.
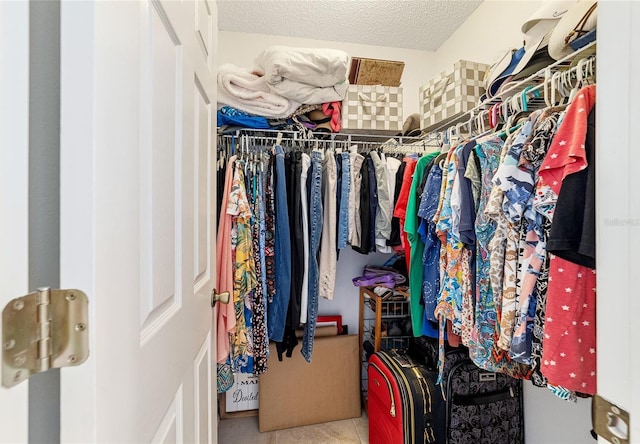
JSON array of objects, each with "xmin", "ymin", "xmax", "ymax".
[{"xmin": 217, "ymin": 0, "xmax": 484, "ymax": 52}]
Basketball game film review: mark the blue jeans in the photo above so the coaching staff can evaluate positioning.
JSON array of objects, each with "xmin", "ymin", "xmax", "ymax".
[
  {"xmin": 337, "ymin": 152, "xmax": 350, "ymax": 249},
  {"xmin": 267, "ymin": 145, "xmax": 291, "ymax": 342},
  {"xmin": 302, "ymin": 151, "xmax": 324, "ymax": 362}
]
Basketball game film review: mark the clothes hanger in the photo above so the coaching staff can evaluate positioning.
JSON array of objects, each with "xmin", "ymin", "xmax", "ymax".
[
  {"xmin": 490, "ymin": 103, "xmax": 501, "ymax": 130},
  {"xmin": 501, "ymin": 100, "xmax": 512, "ymax": 124},
  {"xmin": 501, "ymin": 98, "xmax": 521, "ymax": 138},
  {"xmin": 487, "ymin": 105, "xmax": 495, "ymax": 130},
  {"xmin": 550, "ymin": 71, "xmax": 564, "ymax": 107},
  {"xmin": 555, "ymin": 71, "xmax": 571, "ymax": 105},
  {"xmin": 455, "ymin": 121, "xmax": 467, "ymax": 141},
  {"xmin": 435, "ymin": 150, "xmax": 449, "ymax": 170},
  {"xmin": 568, "ymin": 58, "xmax": 592, "ymax": 103},
  {"xmin": 587, "ymin": 57, "xmax": 596, "ymax": 84},
  {"xmin": 466, "ymin": 110, "xmax": 475, "ymax": 137},
  {"xmin": 271, "ymin": 132, "xmax": 282, "ymax": 154},
  {"xmin": 521, "ymin": 86, "xmax": 533, "ymax": 112},
  {"xmin": 543, "ymin": 67, "xmax": 553, "ymax": 108},
  {"xmin": 509, "ymin": 94, "xmax": 522, "ymax": 121},
  {"xmin": 476, "ymin": 109, "xmax": 488, "ymax": 135}
]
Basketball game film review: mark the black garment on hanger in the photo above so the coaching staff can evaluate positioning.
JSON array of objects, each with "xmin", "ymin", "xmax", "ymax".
[
  {"xmin": 387, "ymin": 159, "xmax": 407, "ymax": 247},
  {"xmin": 353, "ymin": 156, "xmax": 371, "ymax": 254},
  {"xmin": 547, "ymin": 108, "xmax": 596, "ymax": 268},
  {"xmin": 285, "ymin": 151, "xmax": 304, "ymax": 328},
  {"xmin": 275, "ymin": 327, "xmax": 298, "ymax": 361},
  {"xmin": 216, "ymin": 158, "xmax": 226, "ymax": 222},
  {"xmin": 367, "ymin": 155, "xmax": 378, "ymax": 253}
]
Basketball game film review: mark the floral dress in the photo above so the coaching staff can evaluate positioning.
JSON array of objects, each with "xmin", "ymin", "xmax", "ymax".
[
  {"xmin": 469, "ymin": 136, "xmax": 531, "ymax": 379},
  {"xmin": 228, "ymin": 162, "xmax": 257, "ymax": 373}
]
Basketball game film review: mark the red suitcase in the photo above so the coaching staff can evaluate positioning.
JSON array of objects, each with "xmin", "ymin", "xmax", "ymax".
[{"xmin": 367, "ymin": 350, "xmax": 444, "ymax": 444}]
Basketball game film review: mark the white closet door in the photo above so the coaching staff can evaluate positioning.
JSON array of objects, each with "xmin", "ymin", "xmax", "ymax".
[
  {"xmin": 597, "ymin": 1, "xmax": 640, "ymax": 442},
  {"xmin": 0, "ymin": 1, "xmax": 29, "ymax": 442},
  {"xmin": 59, "ymin": 0, "xmax": 219, "ymax": 442}
]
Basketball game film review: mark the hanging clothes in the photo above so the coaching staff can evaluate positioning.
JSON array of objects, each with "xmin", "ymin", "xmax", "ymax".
[
  {"xmin": 352, "ymin": 155, "xmax": 371, "ymax": 254},
  {"xmin": 336, "ymin": 151, "xmax": 351, "ymax": 250},
  {"xmin": 248, "ymin": 165, "xmax": 269, "ymax": 374},
  {"xmin": 435, "ymin": 146, "xmax": 464, "ymax": 343},
  {"xmin": 267, "ymin": 145, "xmax": 291, "ymax": 344},
  {"xmin": 299, "ymin": 153, "xmax": 311, "ymax": 321},
  {"xmin": 417, "ymin": 157, "xmax": 444, "ymax": 336},
  {"xmin": 537, "ymin": 85, "xmax": 597, "ymax": 395},
  {"xmin": 393, "ymin": 156, "xmax": 418, "ymax": 271},
  {"xmin": 452, "ymin": 142, "xmax": 477, "ymax": 347},
  {"xmin": 285, "ymin": 151, "xmax": 304, "ymax": 331},
  {"xmin": 216, "ymin": 156, "xmax": 238, "ymax": 364},
  {"xmin": 319, "ymin": 150, "xmax": 338, "ymax": 299},
  {"xmin": 405, "ymin": 152, "xmax": 439, "ymax": 337},
  {"xmin": 509, "ymin": 109, "xmax": 563, "ymax": 365},
  {"xmin": 388, "ymin": 158, "xmax": 407, "ymax": 248},
  {"xmin": 371, "ymin": 151, "xmax": 393, "ymax": 253},
  {"xmin": 264, "ymin": 153, "xmax": 277, "ymax": 303},
  {"xmin": 367, "ymin": 155, "xmax": 379, "ymax": 253},
  {"xmin": 492, "ymin": 115, "xmax": 541, "ymax": 353},
  {"xmin": 301, "ymin": 150, "xmax": 324, "ymax": 362},
  {"xmin": 228, "ymin": 161, "xmax": 257, "ymax": 373},
  {"xmin": 468, "ymin": 135, "xmax": 531, "ymax": 379},
  {"xmin": 348, "ymin": 147, "xmax": 365, "ymax": 248}
]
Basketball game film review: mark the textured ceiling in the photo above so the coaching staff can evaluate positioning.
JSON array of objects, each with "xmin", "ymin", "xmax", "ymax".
[{"xmin": 217, "ymin": 0, "xmax": 483, "ymax": 51}]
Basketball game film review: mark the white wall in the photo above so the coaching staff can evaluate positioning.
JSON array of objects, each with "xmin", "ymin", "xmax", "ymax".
[
  {"xmin": 434, "ymin": 1, "xmax": 592, "ymax": 443},
  {"xmin": 317, "ymin": 248, "xmax": 391, "ymax": 334},
  {"xmin": 218, "ymin": 31, "xmax": 435, "ymax": 116},
  {"xmin": 434, "ymin": 0, "xmax": 545, "ymax": 70}
]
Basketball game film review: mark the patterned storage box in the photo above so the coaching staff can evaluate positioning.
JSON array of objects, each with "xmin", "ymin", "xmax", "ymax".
[
  {"xmin": 419, "ymin": 60, "xmax": 489, "ymax": 131},
  {"xmin": 342, "ymin": 85, "xmax": 403, "ymax": 132}
]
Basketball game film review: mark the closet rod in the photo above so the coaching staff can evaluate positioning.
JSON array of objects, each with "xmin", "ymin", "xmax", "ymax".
[
  {"xmin": 424, "ymin": 40, "xmax": 597, "ymax": 137},
  {"xmin": 217, "ymin": 133, "xmax": 439, "ymax": 155},
  {"xmin": 217, "ymin": 127, "xmax": 428, "ymax": 146}
]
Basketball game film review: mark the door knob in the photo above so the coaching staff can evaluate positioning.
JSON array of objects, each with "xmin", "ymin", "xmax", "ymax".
[{"xmin": 211, "ymin": 289, "xmax": 230, "ymax": 307}]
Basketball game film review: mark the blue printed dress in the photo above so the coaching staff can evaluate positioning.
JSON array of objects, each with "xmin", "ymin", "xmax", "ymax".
[
  {"xmin": 469, "ymin": 136, "xmax": 531, "ymax": 379},
  {"xmin": 417, "ymin": 161, "xmax": 444, "ymax": 331}
]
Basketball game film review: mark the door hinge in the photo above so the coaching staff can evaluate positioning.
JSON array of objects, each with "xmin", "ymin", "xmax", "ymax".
[
  {"xmin": 2, "ymin": 288, "xmax": 89, "ymax": 388},
  {"xmin": 592, "ymin": 394, "xmax": 630, "ymax": 444}
]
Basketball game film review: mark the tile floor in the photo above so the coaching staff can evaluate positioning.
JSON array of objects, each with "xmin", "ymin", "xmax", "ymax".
[{"xmin": 218, "ymin": 410, "xmax": 369, "ymax": 444}]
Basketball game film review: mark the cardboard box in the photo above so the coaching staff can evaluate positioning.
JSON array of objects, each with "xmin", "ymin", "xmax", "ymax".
[
  {"xmin": 349, "ymin": 57, "xmax": 405, "ymax": 87},
  {"xmin": 258, "ymin": 334, "xmax": 361, "ymax": 432}
]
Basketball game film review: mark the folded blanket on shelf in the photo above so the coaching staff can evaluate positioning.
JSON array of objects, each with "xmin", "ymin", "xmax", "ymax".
[
  {"xmin": 254, "ymin": 46, "xmax": 350, "ymax": 105},
  {"xmin": 217, "ymin": 63, "xmax": 301, "ymax": 118}
]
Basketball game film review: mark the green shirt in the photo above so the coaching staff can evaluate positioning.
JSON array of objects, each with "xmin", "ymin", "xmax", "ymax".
[{"xmin": 404, "ymin": 151, "xmax": 439, "ymax": 336}]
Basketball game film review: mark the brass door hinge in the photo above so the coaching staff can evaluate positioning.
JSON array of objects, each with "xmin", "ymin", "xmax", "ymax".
[
  {"xmin": 2, "ymin": 288, "xmax": 89, "ymax": 388},
  {"xmin": 593, "ymin": 394, "xmax": 630, "ymax": 444}
]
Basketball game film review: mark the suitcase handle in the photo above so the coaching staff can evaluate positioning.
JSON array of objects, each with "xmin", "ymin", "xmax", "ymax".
[{"xmin": 452, "ymin": 386, "xmax": 515, "ymax": 406}]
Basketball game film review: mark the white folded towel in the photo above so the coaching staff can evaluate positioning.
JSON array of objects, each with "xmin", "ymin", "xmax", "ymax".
[
  {"xmin": 254, "ymin": 46, "xmax": 350, "ymax": 104},
  {"xmin": 217, "ymin": 63, "xmax": 301, "ymax": 118}
]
